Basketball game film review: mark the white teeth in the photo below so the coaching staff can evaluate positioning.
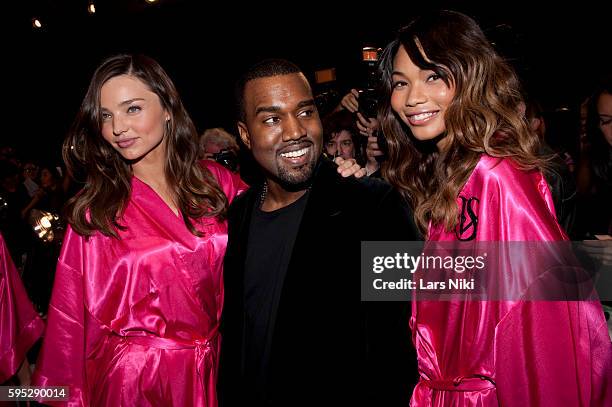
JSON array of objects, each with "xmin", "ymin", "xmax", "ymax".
[
  {"xmin": 410, "ymin": 112, "xmax": 436, "ymax": 121},
  {"xmin": 280, "ymin": 147, "xmax": 308, "ymax": 158}
]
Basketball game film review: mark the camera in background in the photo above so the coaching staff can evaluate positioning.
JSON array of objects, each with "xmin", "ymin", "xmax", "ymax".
[
  {"xmin": 211, "ymin": 149, "xmax": 239, "ymax": 172},
  {"xmin": 199, "ymin": 128, "xmax": 241, "ymax": 172},
  {"xmin": 360, "ymin": 46, "xmax": 387, "ymax": 163},
  {"xmin": 358, "ymin": 46, "xmax": 382, "ymax": 119}
]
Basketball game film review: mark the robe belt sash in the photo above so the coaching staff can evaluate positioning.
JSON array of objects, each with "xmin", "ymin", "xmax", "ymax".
[
  {"xmin": 420, "ymin": 374, "xmax": 496, "ymax": 391},
  {"xmin": 115, "ymin": 328, "xmax": 219, "ymax": 390}
]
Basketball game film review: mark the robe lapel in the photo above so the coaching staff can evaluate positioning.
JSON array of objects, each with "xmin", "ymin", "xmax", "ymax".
[{"xmin": 129, "ymin": 177, "xmax": 195, "ymax": 248}]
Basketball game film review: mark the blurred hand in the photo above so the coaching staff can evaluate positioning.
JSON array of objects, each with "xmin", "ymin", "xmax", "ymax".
[
  {"xmin": 366, "ymin": 136, "xmax": 384, "ymax": 158},
  {"xmin": 340, "ymin": 89, "xmax": 360, "ymax": 113},
  {"xmin": 356, "ymin": 112, "xmax": 379, "ymax": 137},
  {"xmin": 334, "ymin": 156, "xmax": 366, "ymax": 178},
  {"xmin": 365, "ymin": 136, "xmax": 382, "ymax": 175}
]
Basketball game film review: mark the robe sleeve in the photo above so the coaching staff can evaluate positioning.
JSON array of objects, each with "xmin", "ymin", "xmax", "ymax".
[
  {"xmin": 473, "ymin": 159, "xmax": 612, "ymax": 404},
  {"xmin": 0, "ymin": 233, "xmax": 44, "ymax": 382},
  {"xmin": 31, "ymin": 226, "xmax": 88, "ymax": 406},
  {"xmin": 200, "ymin": 160, "xmax": 248, "ymax": 204},
  {"xmin": 496, "ymin": 300, "xmax": 612, "ymax": 405}
]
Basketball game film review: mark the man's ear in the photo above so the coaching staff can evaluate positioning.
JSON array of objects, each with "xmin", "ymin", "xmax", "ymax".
[{"xmin": 237, "ymin": 121, "xmax": 251, "ymax": 149}]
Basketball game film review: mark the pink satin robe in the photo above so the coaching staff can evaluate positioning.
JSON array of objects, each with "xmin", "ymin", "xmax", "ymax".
[
  {"xmin": 411, "ymin": 155, "xmax": 612, "ymax": 406},
  {"xmin": 0, "ymin": 232, "xmax": 44, "ymax": 382},
  {"xmin": 32, "ymin": 161, "xmax": 246, "ymax": 406}
]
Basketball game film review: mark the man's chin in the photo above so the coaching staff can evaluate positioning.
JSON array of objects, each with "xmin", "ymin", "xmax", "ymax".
[{"xmin": 276, "ymin": 164, "xmax": 315, "ymax": 191}]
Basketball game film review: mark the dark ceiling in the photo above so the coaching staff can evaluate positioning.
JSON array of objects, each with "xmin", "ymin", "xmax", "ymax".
[{"xmin": 5, "ymin": 0, "xmax": 611, "ymax": 161}]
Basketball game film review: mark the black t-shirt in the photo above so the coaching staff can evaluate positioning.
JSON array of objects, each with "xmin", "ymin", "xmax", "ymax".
[{"xmin": 243, "ymin": 190, "xmax": 309, "ymax": 397}]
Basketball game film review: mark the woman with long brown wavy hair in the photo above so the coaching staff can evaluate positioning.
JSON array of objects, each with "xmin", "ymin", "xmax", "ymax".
[
  {"xmin": 378, "ymin": 10, "xmax": 611, "ymax": 406},
  {"xmin": 31, "ymin": 54, "xmax": 246, "ymax": 406}
]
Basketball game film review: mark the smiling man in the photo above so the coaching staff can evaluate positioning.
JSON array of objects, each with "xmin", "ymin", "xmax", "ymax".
[{"xmin": 219, "ymin": 59, "xmax": 420, "ymax": 406}]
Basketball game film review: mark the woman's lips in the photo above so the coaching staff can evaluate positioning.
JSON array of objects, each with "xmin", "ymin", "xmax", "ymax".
[
  {"xmin": 407, "ymin": 111, "xmax": 439, "ymax": 125},
  {"xmin": 117, "ymin": 138, "xmax": 137, "ymax": 148}
]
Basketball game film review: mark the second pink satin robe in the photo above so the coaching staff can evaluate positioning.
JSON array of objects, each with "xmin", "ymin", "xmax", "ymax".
[{"xmin": 0, "ymin": 232, "xmax": 44, "ymax": 383}]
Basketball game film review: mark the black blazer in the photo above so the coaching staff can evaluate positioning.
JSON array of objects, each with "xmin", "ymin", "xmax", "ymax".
[{"xmin": 219, "ymin": 157, "xmax": 420, "ymax": 406}]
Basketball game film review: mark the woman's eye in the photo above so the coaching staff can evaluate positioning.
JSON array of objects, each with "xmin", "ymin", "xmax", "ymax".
[
  {"xmin": 600, "ymin": 117, "xmax": 612, "ymax": 126},
  {"xmin": 101, "ymin": 112, "xmax": 111, "ymax": 121},
  {"xmin": 127, "ymin": 105, "xmax": 141, "ymax": 113},
  {"xmin": 392, "ymin": 81, "xmax": 407, "ymax": 89},
  {"xmin": 427, "ymin": 73, "xmax": 441, "ymax": 82}
]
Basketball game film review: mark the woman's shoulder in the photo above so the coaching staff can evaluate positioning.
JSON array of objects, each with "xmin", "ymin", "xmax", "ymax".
[
  {"xmin": 199, "ymin": 160, "xmax": 248, "ymax": 203},
  {"xmin": 472, "ymin": 155, "xmax": 540, "ymax": 184},
  {"xmin": 464, "ymin": 154, "xmax": 551, "ymax": 210},
  {"xmin": 477, "ymin": 154, "xmax": 522, "ymax": 172}
]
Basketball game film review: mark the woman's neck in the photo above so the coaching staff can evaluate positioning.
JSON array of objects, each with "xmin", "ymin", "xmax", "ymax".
[{"xmin": 133, "ymin": 163, "xmax": 166, "ymax": 188}]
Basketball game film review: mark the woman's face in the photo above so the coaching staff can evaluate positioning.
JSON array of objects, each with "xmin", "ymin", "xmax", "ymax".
[
  {"xmin": 40, "ymin": 168, "xmax": 55, "ymax": 188},
  {"xmin": 202, "ymin": 141, "xmax": 223, "ymax": 160},
  {"xmin": 23, "ymin": 163, "xmax": 39, "ymax": 180},
  {"xmin": 100, "ymin": 74, "xmax": 170, "ymax": 164},
  {"xmin": 390, "ymin": 45, "xmax": 455, "ymax": 148},
  {"xmin": 597, "ymin": 92, "xmax": 612, "ymax": 146},
  {"xmin": 325, "ymin": 130, "xmax": 355, "ymax": 159}
]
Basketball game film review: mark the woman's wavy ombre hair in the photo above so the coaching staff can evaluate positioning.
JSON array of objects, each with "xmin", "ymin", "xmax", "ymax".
[{"xmin": 378, "ymin": 10, "xmax": 543, "ymax": 234}]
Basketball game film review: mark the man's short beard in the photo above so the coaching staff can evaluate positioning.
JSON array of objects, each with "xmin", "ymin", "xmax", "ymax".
[{"xmin": 275, "ymin": 155, "xmax": 317, "ymax": 191}]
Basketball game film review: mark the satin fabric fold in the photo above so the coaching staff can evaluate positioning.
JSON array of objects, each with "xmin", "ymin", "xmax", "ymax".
[
  {"xmin": 0, "ymin": 232, "xmax": 44, "ymax": 382},
  {"xmin": 411, "ymin": 156, "xmax": 612, "ymax": 406},
  {"xmin": 32, "ymin": 161, "xmax": 246, "ymax": 406}
]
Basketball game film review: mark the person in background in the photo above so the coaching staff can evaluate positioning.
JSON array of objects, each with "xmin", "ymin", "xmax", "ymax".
[
  {"xmin": 198, "ymin": 127, "xmax": 240, "ymax": 173},
  {"xmin": 0, "ymin": 160, "xmax": 32, "ymax": 266},
  {"xmin": 523, "ymin": 97, "xmax": 577, "ymax": 236},
  {"xmin": 575, "ymin": 77, "xmax": 612, "ymax": 308},
  {"xmin": 335, "ymin": 89, "xmax": 383, "ymax": 176},
  {"xmin": 21, "ymin": 160, "xmax": 40, "ymax": 198},
  {"xmin": 576, "ymin": 77, "xmax": 612, "ymax": 239},
  {"xmin": 21, "ymin": 163, "xmax": 68, "ymax": 315},
  {"xmin": 322, "ymin": 109, "xmax": 365, "ymax": 164},
  {"xmin": 20, "ymin": 163, "xmax": 67, "ymax": 221}
]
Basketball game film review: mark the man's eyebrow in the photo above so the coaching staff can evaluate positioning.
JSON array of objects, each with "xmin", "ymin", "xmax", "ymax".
[
  {"xmin": 254, "ymin": 99, "xmax": 315, "ymax": 116},
  {"xmin": 255, "ymin": 105, "xmax": 281, "ymax": 116},
  {"xmin": 296, "ymin": 99, "xmax": 315, "ymax": 109}
]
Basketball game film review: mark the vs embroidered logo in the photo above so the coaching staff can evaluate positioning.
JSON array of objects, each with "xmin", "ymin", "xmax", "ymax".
[{"xmin": 455, "ymin": 196, "xmax": 479, "ymax": 241}]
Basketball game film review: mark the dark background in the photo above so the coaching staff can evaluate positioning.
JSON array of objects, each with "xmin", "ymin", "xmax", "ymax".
[{"xmin": 5, "ymin": 0, "xmax": 611, "ymax": 164}]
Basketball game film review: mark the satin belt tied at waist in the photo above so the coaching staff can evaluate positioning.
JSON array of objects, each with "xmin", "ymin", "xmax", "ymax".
[
  {"xmin": 115, "ymin": 329, "xmax": 219, "ymax": 387},
  {"xmin": 420, "ymin": 375, "xmax": 496, "ymax": 392}
]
